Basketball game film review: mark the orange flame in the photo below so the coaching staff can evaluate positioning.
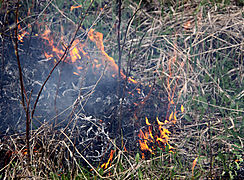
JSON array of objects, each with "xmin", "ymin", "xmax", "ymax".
[
  {"xmin": 148, "ymin": 126, "xmax": 154, "ymax": 139},
  {"xmin": 88, "ymin": 29, "xmax": 120, "ymax": 75},
  {"xmin": 18, "ymin": 25, "xmax": 139, "ymax": 84},
  {"xmin": 138, "ymin": 129, "xmax": 153, "ymax": 154},
  {"xmin": 70, "ymin": 39, "xmax": 82, "ymax": 63},
  {"xmin": 101, "ymin": 150, "xmax": 115, "ymax": 169},
  {"xmin": 156, "ymin": 117, "xmax": 165, "ymax": 125},
  {"xmin": 138, "ymin": 116, "xmax": 174, "ymax": 158},
  {"xmin": 88, "ymin": 29, "xmax": 137, "ymax": 83},
  {"xmin": 17, "ymin": 23, "xmax": 29, "ymax": 42},
  {"xmin": 169, "ymin": 112, "xmax": 173, "ymax": 121},
  {"xmin": 192, "ymin": 157, "xmax": 198, "ymax": 176},
  {"xmin": 70, "ymin": 4, "xmax": 82, "ymax": 12},
  {"xmin": 128, "ymin": 77, "xmax": 138, "ymax": 84}
]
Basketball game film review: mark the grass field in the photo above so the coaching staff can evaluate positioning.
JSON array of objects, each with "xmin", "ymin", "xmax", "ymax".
[{"xmin": 0, "ymin": 0, "xmax": 243, "ymax": 179}]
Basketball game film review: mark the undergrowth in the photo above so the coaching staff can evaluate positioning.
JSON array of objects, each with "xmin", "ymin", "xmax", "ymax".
[{"xmin": 0, "ymin": 0, "xmax": 243, "ymax": 179}]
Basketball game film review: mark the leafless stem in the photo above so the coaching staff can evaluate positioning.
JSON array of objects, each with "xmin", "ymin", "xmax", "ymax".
[
  {"xmin": 115, "ymin": 3, "xmax": 142, "ymax": 139},
  {"xmin": 13, "ymin": 0, "xmax": 31, "ymax": 167},
  {"xmin": 117, "ymin": 0, "xmax": 122, "ymax": 134}
]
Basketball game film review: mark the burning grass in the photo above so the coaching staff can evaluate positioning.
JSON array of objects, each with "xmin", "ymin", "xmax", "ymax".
[{"xmin": 0, "ymin": 0, "xmax": 244, "ymax": 179}]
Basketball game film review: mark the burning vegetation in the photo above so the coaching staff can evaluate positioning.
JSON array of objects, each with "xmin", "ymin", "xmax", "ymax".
[{"xmin": 0, "ymin": 0, "xmax": 243, "ymax": 179}]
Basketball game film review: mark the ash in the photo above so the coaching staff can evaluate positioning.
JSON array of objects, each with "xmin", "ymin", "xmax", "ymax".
[{"xmin": 0, "ymin": 35, "xmax": 168, "ymax": 164}]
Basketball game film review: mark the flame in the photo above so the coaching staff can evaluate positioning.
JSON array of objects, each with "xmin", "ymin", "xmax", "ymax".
[
  {"xmin": 17, "ymin": 25, "xmax": 139, "ymax": 85},
  {"xmin": 101, "ymin": 150, "xmax": 115, "ymax": 169},
  {"xmin": 16, "ymin": 22, "xmax": 187, "ymax": 167},
  {"xmin": 39, "ymin": 26, "xmax": 91, "ymax": 71},
  {"xmin": 88, "ymin": 29, "xmax": 121, "ymax": 75},
  {"xmin": 136, "ymin": 88, "xmax": 141, "ymax": 94},
  {"xmin": 138, "ymin": 129, "xmax": 153, "ymax": 153},
  {"xmin": 17, "ymin": 23, "xmax": 29, "ymax": 42},
  {"xmin": 192, "ymin": 157, "xmax": 198, "ymax": 176},
  {"xmin": 138, "ymin": 117, "xmax": 173, "ymax": 158},
  {"xmin": 70, "ymin": 39, "xmax": 82, "ymax": 63},
  {"xmin": 148, "ymin": 126, "xmax": 154, "ymax": 139},
  {"xmin": 41, "ymin": 28, "xmax": 51, "ymax": 40},
  {"xmin": 173, "ymin": 112, "xmax": 177, "ymax": 124},
  {"xmin": 128, "ymin": 77, "xmax": 138, "ymax": 84},
  {"xmin": 137, "ymin": 40, "xmax": 183, "ymax": 158},
  {"xmin": 181, "ymin": 105, "xmax": 184, "ymax": 113},
  {"xmin": 70, "ymin": 4, "xmax": 82, "ymax": 12},
  {"xmin": 145, "ymin": 117, "xmax": 151, "ymax": 125},
  {"xmin": 88, "ymin": 29, "xmax": 137, "ymax": 84},
  {"xmin": 73, "ymin": 72, "xmax": 79, "ymax": 76},
  {"xmin": 156, "ymin": 117, "xmax": 165, "ymax": 125},
  {"xmin": 17, "ymin": 31, "xmax": 28, "ymax": 42}
]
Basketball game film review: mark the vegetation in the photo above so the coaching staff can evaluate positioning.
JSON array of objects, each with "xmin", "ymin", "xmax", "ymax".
[{"xmin": 0, "ymin": 0, "xmax": 243, "ymax": 179}]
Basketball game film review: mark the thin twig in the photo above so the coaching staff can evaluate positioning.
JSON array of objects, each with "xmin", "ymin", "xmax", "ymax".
[
  {"xmin": 13, "ymin": 0, "xmax": 31, "ymax": 167},
  {"xmin": 117, "ymin": 0, "xmax": 122, "ymax": 134}
]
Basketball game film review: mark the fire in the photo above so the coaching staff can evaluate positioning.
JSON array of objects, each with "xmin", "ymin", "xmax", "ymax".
[
  {"xmin": 16, "ymin": 20, "xmax": 186, "ymax": 165},
  {"xmin": 70, "ymin": 4, "xmax": 82, "ymax": 12},
  {"xmin": 88, "ymin": 29, "xmax": 137, "ymax": 83},
  {"xmin": 101, "ymin": 150, "xmax": 115, "ymax": 169},
  {"xmin": 156, "ymin": 117, "xmax": 167, "ymax": 125},
  {"xmin": 192, "ymin": 157, "xmax": 198, "ymax": 176},
  {"xmin": 138, "ymin": 116, "xmax": 173, "ymax": 158},
  {"xmin": 145, "ymin": 117, "xmax": 151, "ymax": 125},
  {"xmin": 138, "ymin": 40, "xmax": 184, "ymax": 157},
  {"xmin": 16, "ymin": 22, "xmax": 139, "ymax": 86},
  {"xmin": 88, "ymin": 29, "xmax": 121, "ymax": 76},
  {"xmin": 17, "ymin": 31, "xmax": 28, "ymax": 42},
  {"xmin": 128, "ymin": 77, "xmax": 138, "ymax": 84},
  {"xmin": 69, "ymin": 39, "xmax": 82, "ymax": 63},
  {"xmin": 138, "ymin": 129, "xmax": 154, "ymax": 154},
  {"xmin": 169, "ymin": 111, "xmax": 173, "ymax": 121},
  {"xmin": 17, "ymin": 23, "xmax": 29, "ymax": 42},
  {"xmin": 181, "ymin": 105, "xmax": 184, "ymax": 113}
]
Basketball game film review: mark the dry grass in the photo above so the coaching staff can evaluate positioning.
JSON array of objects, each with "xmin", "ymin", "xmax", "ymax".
[{"xmin": 0, "ymin": 0, "xmax": 243, "ymax": 179}]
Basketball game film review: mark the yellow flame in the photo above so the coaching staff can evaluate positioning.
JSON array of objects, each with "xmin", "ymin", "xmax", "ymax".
[
  {"xmin": 145, "ymin": 117, "xmax": 151, "ymax": 125},
  {"xmin": 101, "ymin": 150, "xmax": 115, "ymax": 169},
  {"xmin": 156, "ymin": 117, "xmax": 164, "ymax": 125},
  {"xmin": 169, "ymin": 112, "xmax": 173, "ymax": 121},
  {"xmin": 181, "ymin": 105, "xmax": 184, "ymax": 113}
]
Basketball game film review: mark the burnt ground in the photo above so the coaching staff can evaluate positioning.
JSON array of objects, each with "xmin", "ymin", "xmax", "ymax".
[{"xmin": 0, "ymin": 35, "xmax": 175, "ymax": 167}]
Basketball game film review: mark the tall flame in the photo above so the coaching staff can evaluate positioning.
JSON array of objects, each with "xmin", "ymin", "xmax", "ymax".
[
  {"xmin": 88, "ymin": 29, "xmax": 137, "ymax": 83},
  {"xmin": 88, "ymin": 29, "xmax": 123, "ymax": 77}
]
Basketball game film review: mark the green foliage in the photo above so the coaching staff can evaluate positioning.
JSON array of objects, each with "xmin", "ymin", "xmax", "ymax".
[
  {"xmin": 135, "ymin": 152, "xmax": 140, "ymax": 163},
  {"xmin": 216, "ymin": 152, "xmax": 243, "ymax": 179},
  {"xmin": 138, "ymin": 168, "xmax": 143, "ymax": 179},
  {"xmin": 50, "ymin": 172, "xmax": 59, "ymax": 180}
]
